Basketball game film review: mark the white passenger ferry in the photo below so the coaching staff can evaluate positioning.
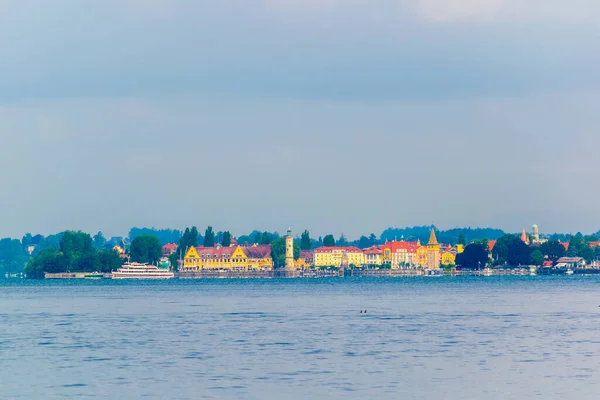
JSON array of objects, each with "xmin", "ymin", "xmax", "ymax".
[{"xmin": 112, "ymin": 261, "xmax": 175, "ymax": 279}]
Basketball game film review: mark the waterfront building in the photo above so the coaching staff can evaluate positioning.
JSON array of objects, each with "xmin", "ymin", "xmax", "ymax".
[
  {"xmin": 416, "ymin": 245, "xmax": 428, "ymax": 267},
  {"xmin": 379, "ymin": 241, "xmax": 418, "ymax": 269},
  {"xmin": 364, "ymin": 246, "xmax": 384, "ymax": 266},
  {"xmin": 295, "ymin": 250, "xmax": 314, "ymax": 270},
  {"xmin": 285, "ymin": 229, "xmax": 295, "ymax": 270},
  {"xmin": 426, "ymin": 228, "xmax": 441, "ymax": 270},
  {"xmin": 555, "ymin": 257, "xmax": 586, "ymax": 269},
  {"xmin": 314, "ymin": 246, "xmax": 365, "ymax": 268},
  {"xmin": 162, "ymin": 243, "xmax": 178, "ymax": 256},
  {"xmin": 441, "ymin": 250, "xmax": 456, "ymax": 266},
  {"xmin": 182, "ymin": 244, "xmax": 273, "ymax": 271}
]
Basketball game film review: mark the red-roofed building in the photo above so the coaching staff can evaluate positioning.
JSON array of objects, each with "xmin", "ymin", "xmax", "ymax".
[
  {"xmin": 364, "ymin": 246, "xmax": 384, "ymax": 266},
  {"xmin": 182, "ymin": 244, "xmax": 273, "ymax": 271},
  {"xmin": 314, "ymin": 246, "xmax": 364, "ymax": 268},
  {"xmin": 379, "ymin": 240, "xmax": 421, "ymax": 269},
  {"xmin": 296, "ymin": 250, "xmax": 314, "ymax": 270},
  {"xmin": 162, "ymin": 243, "xmax": 178, "ymax": 257}
]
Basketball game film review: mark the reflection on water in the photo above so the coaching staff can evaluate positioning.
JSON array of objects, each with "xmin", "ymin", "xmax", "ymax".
[{"xmin": 1, "ymin": 277, "xmax": 599, "ymax": 399}]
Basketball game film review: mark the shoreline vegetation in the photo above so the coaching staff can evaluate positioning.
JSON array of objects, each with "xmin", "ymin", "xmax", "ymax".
[{"xmin": 1, "ymin": 225, "xmax": 599, "ymax": 279}]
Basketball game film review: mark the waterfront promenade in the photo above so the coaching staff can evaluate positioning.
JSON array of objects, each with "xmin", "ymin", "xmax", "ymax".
[{"xmin": 40, "ymin": 267, "xmax": 598, "ymax": 279}]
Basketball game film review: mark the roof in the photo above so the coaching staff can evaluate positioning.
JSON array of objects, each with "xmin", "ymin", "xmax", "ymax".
[
  {"xmin": 427, "ymin": 228, "xmax": 439, "ymax": 246},
  {"xmin": 589, "ymin": 241, "xmax": 600, "ymax": 248},
  {"xmin": 163, "ymin": 243, "xmax": 178, "ymax": 250},
  {"xmin": 364, "ymin": 246, "xmax": 383, "ymax": 255},
  {"xmin": 315, "ymin": 246, "xmax": 364, "ymax": 254},
  {"xmin": 488, "ymin": 240, "xmax": 497, "ymax": 252},
  {"xmin": 242, "ymin": 245, "xmax": 271, "ymax": 259},
  {"xmin": 300, "ymin": 250, "xmax": 314, "ymax": 259},
  {"xmin": 193, "ymin": 244, "xmax": 271, "ymax": 259},
  {"xmin": 380, "ymin": 241, "xmax": 419, "ymax": 252},
  {"xmin": 556, "ymin": 257, "xmax": 583, "ymax": 263},
  {"xmin": 560, "ymin": 242, "xmax": 570, "ymax": 251}
]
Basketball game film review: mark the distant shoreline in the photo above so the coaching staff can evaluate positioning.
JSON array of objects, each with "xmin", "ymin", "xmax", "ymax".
[{"xmin": 33, "ymin": 268, "xmax": 600, "ymax": 280}]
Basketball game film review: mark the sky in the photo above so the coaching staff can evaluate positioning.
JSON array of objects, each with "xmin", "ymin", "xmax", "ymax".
[{"xmin": 1, "ymin": 0, "xmax": 599, "ymax": 239}]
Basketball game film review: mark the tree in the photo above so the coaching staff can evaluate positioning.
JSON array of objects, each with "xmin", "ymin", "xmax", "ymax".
[
  {"xmin": 507, "ymin": 237, "xmax": 532, "ymax": 266},
  {"xmin": 270, "ymin": 237, "xmax": 300, "ymax": 269},
  {"xmin": 60, "ymin": 231, "xmax": 94, "ymax": 256},
  {"xmin": 357, "ymin": 236, "xmax": 370, "ymax": 249},
  {"xmin": 323, "ymin": 234, "xmax": 336, "ymax": 247},
  {"xmin": 566, "ymin": 234, "xmax": 594, "ymax": 261},
  {"xmin": 74, "ymin": 252, "xmax": 100, "ymax": 272},
  {"xmin": 190, "ymin": 227, "xmax": 199, "ymax": 246},
  {"xmin": 0, "ymin": 238, "xmax": 28, "ymax": 274},
  {"xmin": 473, "ymin": 238, "xmax": 489, "ymax": 253},
  {"xmin": 168, "ymin": 252, "xmax": 179, "ymax": 272},
  {"xmin": 337, "ymin": 234, "xmax": 349, "ymax": 246},
  {"xmin": 455, "ymin": 243, "xmax": 488, "ymax": 270},
  {"xmin": 129, "ymin": 235, "xmax": 162, "ymax": 264},
  {"xmin": 60, "ymin": 231, "xmax": 95, "ymax": 269},
  {"xmin": 222, "ymin": 231, "xmax": 232, "ymax": 247},
  {"xmin": 530, "ymin": 249, "xmax": 544, "ymax": 266},
  {"xmin": 458, "ymin": 233, "xmax": 466, "ymax": 246},
  {"xmin": 97, "ymin": 249, "xmax": 122, "ymax": 272},
  {"xmin": 203, "ymin": 226, "xmax": 215, "ymax": 247},
  {"xmin": 261, "ymin": 232, "xmax": 272, "ymax": 245},
  {"xmin": 180, "ymin": 226, "xmax": 200, "ymax": 254},
  {"xmin": 22, "ymin": 233, "xmax": 34, "ymax": 249},
  {"xmin": 25, "ymin": 248, "xmax": 68, "ymax": 278},
  {"xmin": 369, "ymin": 233, "xmax": 377, "ymax": 246},
  {"xmin": 539, "ymin": 240, "xmax": 566, "ymax": 262},
  {"xmin": 128, "ymin": 227, "xmax": 183, "ymax": 246},
  {"xmin": 492, "ymin": 234, "xmax": 532, "ymax": 265},
  {"xmin": 300, "ymin": 230, "xmax": 311, "ymax": 251},
  {"xmin": 93, "ymin": 232, "xmax": 106, "ymax": 250}
]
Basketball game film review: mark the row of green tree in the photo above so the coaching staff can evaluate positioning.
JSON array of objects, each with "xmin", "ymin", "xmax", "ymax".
[
  {"xmin": 455, "ymin": 233, "xmax": 600, "ymax": 269},
  {"xmin": 25, "ymin": 231, "xmax": 123, "ymax": 278}
]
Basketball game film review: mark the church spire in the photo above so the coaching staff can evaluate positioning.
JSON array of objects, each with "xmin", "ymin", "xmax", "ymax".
[{"xmin": 427, "ymin": 228, "xmax": 439, "ymax": 246}]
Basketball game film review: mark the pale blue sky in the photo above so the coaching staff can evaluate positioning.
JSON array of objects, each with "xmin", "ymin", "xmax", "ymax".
[{"xmin": 1, "ymin": 0, "xmax": 599, "ymax": 239}]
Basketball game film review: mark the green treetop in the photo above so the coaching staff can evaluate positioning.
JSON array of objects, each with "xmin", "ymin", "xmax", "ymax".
[{"xmin": 300, "ymin": 230, "xmax": 311, "ymax": 251}]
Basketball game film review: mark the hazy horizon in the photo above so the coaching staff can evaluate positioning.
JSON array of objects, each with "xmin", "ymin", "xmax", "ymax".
[{"xmin": 1, "ymin": 1, "xmax": 599, "ymax": 239}]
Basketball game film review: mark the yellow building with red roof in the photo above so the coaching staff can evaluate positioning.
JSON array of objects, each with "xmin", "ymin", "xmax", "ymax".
[
  {"xmin": 314, "ymin": 246, "xmax": 365, "ymax": 268},
  {"xmin": 183, "ymin": 244, "xmax": 273, "ymax": 271}
]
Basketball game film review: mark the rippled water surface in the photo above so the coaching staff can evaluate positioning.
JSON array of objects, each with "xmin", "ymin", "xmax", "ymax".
[{"xmin": 2, "ymin": 276, "xmax": 600, "ymax": 399}]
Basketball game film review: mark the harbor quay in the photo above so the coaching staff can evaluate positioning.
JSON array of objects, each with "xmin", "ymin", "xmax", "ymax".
[{"xmin": 43, "ymin": 267, "xmax": 596, "ymax": 280}]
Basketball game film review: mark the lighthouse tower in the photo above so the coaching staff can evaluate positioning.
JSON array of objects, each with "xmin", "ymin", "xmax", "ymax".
[{"xmin": 285, "ymin": 228, "xmax": 294, "ymax": 270}]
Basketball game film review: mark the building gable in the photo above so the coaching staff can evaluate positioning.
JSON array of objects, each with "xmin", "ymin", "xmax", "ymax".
[{"xmin": 185, "ymin": 246, "xmax": 199, "ymax": 259}]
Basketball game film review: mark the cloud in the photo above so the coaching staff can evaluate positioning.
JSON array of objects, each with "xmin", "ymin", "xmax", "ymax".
[
  {"xmin": 415, "ymin": 0, "xmax": 503, "ymax": 22},
  {"xmin": 414, "ymin": 0, "xmax": 600, "ymax": 22}
]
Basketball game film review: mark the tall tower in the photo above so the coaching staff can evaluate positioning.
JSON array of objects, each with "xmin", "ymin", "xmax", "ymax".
[
  {"xmin": 532, "ymin": 224, "xmax": 540, "ymax": 243},
  {"xmin": 520, "ymin": 228, "xmax": 530, "ymax": 245},
  {"xmin": 285, "ymin": 228, "xmax": 294, "ymax": 270},
  {"xmin": 426, "ymin": 228, "xmax": 441, "ymax": 270}
]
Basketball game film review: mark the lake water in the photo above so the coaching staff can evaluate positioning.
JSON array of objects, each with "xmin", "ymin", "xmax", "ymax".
[{"xmin": 1, "ymin": 276, "xmax": 600, "ymax": 399}]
